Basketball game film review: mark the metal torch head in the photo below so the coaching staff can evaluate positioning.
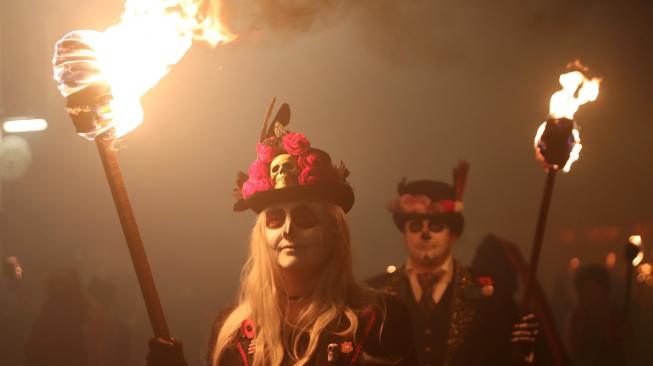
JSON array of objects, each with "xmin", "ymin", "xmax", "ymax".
[
  {"xmin": 536, "ymin": 118, "xmax": 575, "ymax": 167},
  {"xmin": 65, "ymin": 82, "xmax": 115, "ymax": 140}
]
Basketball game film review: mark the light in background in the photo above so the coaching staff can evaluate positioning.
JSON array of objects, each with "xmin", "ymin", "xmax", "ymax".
[
  {"xmin": 605, "ymin": 252, "xmax": 617, "ymax": 268},
  {"xmin": 3, "ymin": 117, "xmax": 48, "ymax": 133}
]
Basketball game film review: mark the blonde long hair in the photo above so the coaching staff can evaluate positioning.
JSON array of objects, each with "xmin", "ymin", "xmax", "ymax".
[{"xmin": 212, "ymin": 202, "xmax": 370, "ymax": 366}]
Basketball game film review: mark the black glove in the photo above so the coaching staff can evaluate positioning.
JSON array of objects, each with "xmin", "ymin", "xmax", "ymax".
[
  {"xmin": 511, "ymin": 313, "xmax": 539, "ymax": 365},
  {"xmin": 147, "ymin": 337, "xmax": 189, "ymax": 366}
]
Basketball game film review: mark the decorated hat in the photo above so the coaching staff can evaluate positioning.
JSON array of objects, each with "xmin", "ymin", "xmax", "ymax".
[
  {"xmin": 387, "ymin": 161, "xmax": 469, "ymax": 235},
  {"xmin": 233, "ymin": 102, "xmax": 354, "ymax": 213}
]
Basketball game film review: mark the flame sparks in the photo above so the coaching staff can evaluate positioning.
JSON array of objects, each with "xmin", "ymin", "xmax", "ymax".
[{"xmin": 53, "ymin": 0, "xmax": 235, "ymax": 139}]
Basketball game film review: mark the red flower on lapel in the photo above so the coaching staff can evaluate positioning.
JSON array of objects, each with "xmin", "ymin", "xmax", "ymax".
[
  {"xmin": 241, "ymin": 319, "xmax": 255, "ymax": 339},
  {"xmin": 340, "ymin": 341, "xmax": 353, "ymax": 354},
  {"xmin": 477, "ymin": 276, "xmax": 493, "ymax": 286}
]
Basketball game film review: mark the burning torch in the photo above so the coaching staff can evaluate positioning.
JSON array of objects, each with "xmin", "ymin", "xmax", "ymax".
[
  {"xmin": 624, "ymin": 235, "xmax": 644, "ymax": 321},
  {"xmin": 522, "ymin": 62, "xmax": 601, "ymax": 308},
  {"xmin": 51, "ymin": 1, "xmax": 235, "ymax": 339}
]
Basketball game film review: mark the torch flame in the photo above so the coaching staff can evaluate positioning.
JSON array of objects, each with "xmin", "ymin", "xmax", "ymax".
[
  {"xmin": 549, "ymin": 70, "xmax": 601, "ymax": 120},
  {"xmin": 629, "ymin": 235, "xmax": 644, "ymax": 267},
  {"xmin": 53, "ymin": 0, "xmax": 235, "ymax": 139},
  {"xmin": 533, "ymin": 63, "xmax": 600, "ymax": 173}
]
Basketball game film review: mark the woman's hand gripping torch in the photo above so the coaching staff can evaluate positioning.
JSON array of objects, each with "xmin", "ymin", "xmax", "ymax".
[{"xmin": 52, "ymin": 32, "xmax": 170, "ymax": 339}]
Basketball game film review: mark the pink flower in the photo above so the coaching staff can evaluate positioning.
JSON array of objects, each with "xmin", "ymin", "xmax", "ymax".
[
  {"xmin": 247, "ymin": 160, "xmax": 270, "ymax": 180},
  {"xmin": 297, "ymin": 152, "xmax": 338, "ymax": 185},
  {"xmin": 282, "ymin": 132, "xmax": 310, "ymax": 155},
  {"xmin": 297, "ymin": 152, "xmax": 318, "ymax": 169},
  {"xmin": 241, "ymin": 178, "xmax": 273, "ymax": 198},
  {"xmin": 256, "ymin": 143, "xmax": 276, "ymax": 163},
  {"xmin": 399, "ymin": 194, "xmax": 432, "ymax": 214},
  {"xmin": 299, "ymin": 167, "xmax": 319, "ymax": 185}
]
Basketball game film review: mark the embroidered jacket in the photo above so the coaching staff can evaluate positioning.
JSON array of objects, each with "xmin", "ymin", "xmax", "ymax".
[
  {"xmin": 206, "ymin": 293, "xmax": 417, "ymax": 366},
  {"xmin": 366, "ymin": 261, "xmax": 513, "ymax": 366}
]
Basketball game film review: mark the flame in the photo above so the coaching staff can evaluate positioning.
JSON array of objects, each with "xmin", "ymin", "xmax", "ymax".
[
  {"xmin": 533, "ymin": 63, "xmax": 600, "ymax": 173},
  {"xmin": 563, "ymin": 127, "xmax": 582, "ymax": 173},
  {"xmin": 549, "ymin": 69, "xmax": 601, "ymax": 120},
  {"xmin": 54, "ymin": 0, "xmax": 235, "ymax": 139},
  {"xmin": 629, "ymin": 235, "xmax": 644, "ymax": 267}
]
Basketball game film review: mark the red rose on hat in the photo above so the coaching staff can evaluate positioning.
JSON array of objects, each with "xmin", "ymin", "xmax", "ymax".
[
  {"xmin": 439, "ymin": 200, "xmax": 456, "ymax": 213},
  {"xmin": 299, "ymin": 167, "xmax": 319, "ymax": 185},
  {"xmin": 282, "ymin": 132, "xmax": 310, "ymax": 155}
]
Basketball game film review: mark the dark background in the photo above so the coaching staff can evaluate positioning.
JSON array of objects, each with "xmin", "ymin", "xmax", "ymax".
[{"xmin": 1, "ymin": 1, "xmax": 652, "ymax": 365}]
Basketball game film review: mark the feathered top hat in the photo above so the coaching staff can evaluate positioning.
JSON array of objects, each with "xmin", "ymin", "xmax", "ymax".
[
  {"xmin": 233, "ymin": 101, "xmax": 354, "ymax": 213},
  {"xmin": 387, "ymin": 161, "xmax": 469, "ymax": 235}
]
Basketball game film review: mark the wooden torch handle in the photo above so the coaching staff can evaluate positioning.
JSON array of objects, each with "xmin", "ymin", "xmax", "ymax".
[
  {"xmin": 95, "ymin": 135, "xmax": 171, "ymax": 339},
  {"xmin": 522, "ymin": 168, "xmax": 558, "ymax": 309}
]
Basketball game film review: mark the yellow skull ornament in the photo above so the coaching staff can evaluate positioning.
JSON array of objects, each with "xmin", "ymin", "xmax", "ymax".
[{"xmin": 270, "ymin": 154, "xmax": 299, "ymax": 188}]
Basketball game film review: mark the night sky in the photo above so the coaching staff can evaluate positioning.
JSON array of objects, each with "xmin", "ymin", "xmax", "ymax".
[{"xmin": 2, "ymin": 1, "xmax": 652, "ymax": 364}]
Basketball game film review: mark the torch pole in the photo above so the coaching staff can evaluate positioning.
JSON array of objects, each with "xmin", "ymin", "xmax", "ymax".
[
  {"xmin": 95, "ymin": 134, "xmax": 170, "ymax": 339},
  {"xmin": 624, "ymin": 263, "xmax": 633, "ymax": 322},
  {"xmin": 522, "ymin": 168, "xmax": 558, "ymax": 309}
]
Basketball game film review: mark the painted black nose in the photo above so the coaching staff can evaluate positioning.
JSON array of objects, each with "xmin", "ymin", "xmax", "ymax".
[
  {"xmin": 282, "ymin": 222, "xmax": 294, "ymax": 240},
  {"xmin": 421, "ymin": 231, "xmax": 431, "ymax": 241}
]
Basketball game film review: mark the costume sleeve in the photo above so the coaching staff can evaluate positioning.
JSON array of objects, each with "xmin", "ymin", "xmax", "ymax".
[{"xmin": 371, "ymin": 293, "xmax": 418, "ymax": 366}]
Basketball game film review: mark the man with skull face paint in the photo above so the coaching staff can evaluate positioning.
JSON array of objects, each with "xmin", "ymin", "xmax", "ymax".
[
  {"xmin": 366, "ymin": 164, "xmax": 538, "ymax": 366},
  {"xmin": 146, "ymin": 103, "xmax": 417, "ymax": 366}
]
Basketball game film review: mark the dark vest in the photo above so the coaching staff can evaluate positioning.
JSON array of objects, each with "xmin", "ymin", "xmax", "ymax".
[{"xmin": 366, "ymin": 262, "xmax": 513, "ymax": 366}]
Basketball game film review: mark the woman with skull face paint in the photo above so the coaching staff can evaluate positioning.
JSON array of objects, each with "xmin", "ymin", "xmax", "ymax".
[{"xmin": 146, "ymin": 104, "xmax": 417, "ymax": 366}]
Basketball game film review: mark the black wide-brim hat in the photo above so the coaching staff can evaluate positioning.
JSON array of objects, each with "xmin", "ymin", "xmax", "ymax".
[
  {"xmin": 232, "ymin": 101, "xmax": 355, "ymax": 214},
  {"xmin": 233, "ymin": 182, "xmax": 355, "ymax": 213},
  {"xmin": 388, "ymin": 169, "xmax": 468, "ymax": 236}
]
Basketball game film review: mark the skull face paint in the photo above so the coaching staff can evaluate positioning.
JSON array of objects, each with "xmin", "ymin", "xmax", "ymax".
[
  {"xmin": 403, "ymin": 218, "xmax": 457, "ymax": 269},
  {"xmin": 264, "ymin": 202, "xmax": 328, "ymax": 272},
  {"xmin": 270, "ymin": 154, "xmax": 299, "ymax": 188}
]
